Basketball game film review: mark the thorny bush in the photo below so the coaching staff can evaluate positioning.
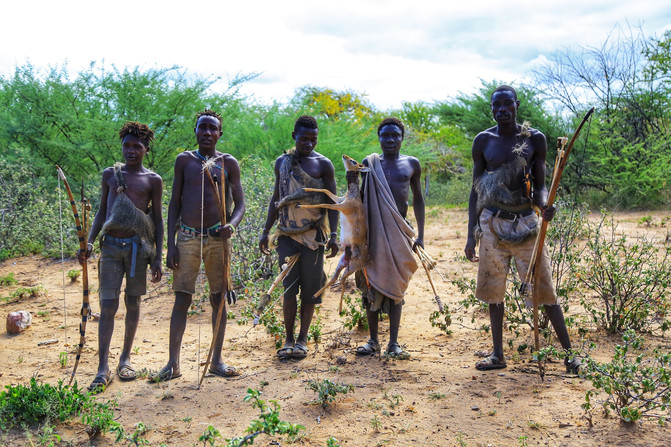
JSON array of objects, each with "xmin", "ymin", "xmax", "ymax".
[
  {"xmin": 575, "ymin": 212, "xmax": 671, "ymax": 333},
  {"xmin": 581, "ymin": 330, "xmax": 671, "ymax": 425}
]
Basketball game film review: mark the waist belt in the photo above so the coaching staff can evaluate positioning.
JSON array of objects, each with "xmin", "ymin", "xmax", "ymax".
[
  {"xmin": 102, "ymin": 235, "xmax": 140, "ymax": 278},
  {"xmin": 179, "ymin": 222, "xmax": 220, "ymax": 237},
  {"xmin": 486, "ymin": 206, "xmax": 534, "ymax": 222}
]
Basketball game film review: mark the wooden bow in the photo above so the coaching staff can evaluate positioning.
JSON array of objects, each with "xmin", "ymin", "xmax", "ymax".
[
  {"xmin": 199, "ymin": 159, "xmax": 233, "ymax": 388},
  {"xmin": 57, "ymin": 166, "xmax": 91, "ymax": 386},
  {"xmin": 521, "ymin": 107, "xmax": 594, "ymax": 378}
]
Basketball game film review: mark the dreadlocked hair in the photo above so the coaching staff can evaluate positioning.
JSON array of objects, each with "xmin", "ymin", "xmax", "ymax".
[
  {"xmin": 196, "ymin": 109, "xmax": 223, "ymax": 129},
  {"xmin": 293, "ymin": 115, "xmax": 318, "ymax": 133},
  {"xmin": 377, "ymin": 117, "xmax": 405, "ymax": 138},
  {"xmin": 118, "ymin": 122, "xmax": 156, "ymax": 148}
]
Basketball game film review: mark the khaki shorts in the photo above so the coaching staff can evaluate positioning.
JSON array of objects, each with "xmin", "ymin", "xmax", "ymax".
[
  {"xmin": 172, "ymin": 231, "xmax": 225, "ymax": 295},
  {"xmin": 98, "ymin": 235, "xmax": 149, "ymax": 301},
  {"xmin": 476, "ymin": 208, "xmax": 556, "ymax": 305}
]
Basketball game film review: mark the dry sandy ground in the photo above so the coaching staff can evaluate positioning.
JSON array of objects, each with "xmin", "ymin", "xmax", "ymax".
[{"xmin": 1, "ymin": 209, "xmax": 671, "ymax": 447}]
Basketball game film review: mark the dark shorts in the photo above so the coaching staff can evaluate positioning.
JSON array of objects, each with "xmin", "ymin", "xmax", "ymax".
[
  {"xmin": 276, "ymin": 236, "xmax": 326, "ymax": 305},
  {"xmin": 98, "ymin": 235, "xmax": 149, "ymax": 301}
]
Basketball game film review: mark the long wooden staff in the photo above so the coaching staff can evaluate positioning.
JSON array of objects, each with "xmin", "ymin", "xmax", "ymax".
[
  {"xmin": 57, "ymin": 166, "xmax": 90, "ymax": 386},
  {"xmin": 199, "ymin": 159, "xmax": 233, "ymax": 388},
  {"xmin": 521, "ymin": 108, "xmax": 594, "ymax": 377}
]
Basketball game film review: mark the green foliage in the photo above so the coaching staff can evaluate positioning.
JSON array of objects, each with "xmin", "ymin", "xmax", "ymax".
[
  {"xmin": 546, "ymin": 198, "xmax": 590, "ymax": 301},
  {"xmin": 309, "ymin": 313, "xmax": 324, "ymax": 343},
  {"xmin": 237, "ymin": 278, "xmax": 286, "ymax": 349},
  {"xmin": 575, "ymin": 213, "xmax": 671, "ymax": 333},
  {"xmin": 199, "ymin": 425, "xmax": 222, "ymax": 447},
  {"xmin": 581, "ymin": 330, "xmax": 671, "ymax": 424},
  {"xmin": 531, "ymin": 345, "xmax": 567, "ymax": 372},
  {"xmin": 32, "ymin": 424, "xmax": 62, "ymax": 446},
  {"xmin": 0, "ymin": 378, "xmax": 88, "ymax": 430},
  {"xmin": 231, "ymin": 159, "xmax": 275, "ymax": 286},
  {"xmin": 339, "ymin": 293, "xmax": 369, "ymax": 331},
  {"xmin": 224, "ymin": 388, "xmax": 304, "ymax": 447},
  {"xmin": 0, "ymin": 272, "xmax": 17, "ymax": 286},
  {"xmin": 585, "ymin": 134, "xmax": 671, "ymax": 208},
  {"xmin": 429, "ymin": 305, "xmax": 452, "ymax": 335},
  {"xmin": 3, "ymin": 285, "xmax": 44, "ymax": 303},
  {"xmin": 67, "ymin": 269, "xmax": 80, "ymax": 282},
  {"xmin": 434, "ymin": 79, "xmax": 566, "ymax": 144},
  {"xmin": 326, "ymin": 436, "xmax": 341, "ymax": 447},
  {"xmin": 110, "ymin": 421, "xmax": 150, "ymax": 446},
  {"xmin": 370, "ymin": 415, "xmax": 382, "ymax": 432},
  {"xmin": 307, "ymin": 378, "xmax": 354, "ymax": 408},
  {"xmin": 81, "ymin": 397, "xmax": 118, "ymax": 440},
  {"xmin": 424, "ymin": 173, "xmax": 472, "ymax": 207},
  {"xmin": 0, "ymin": 63, "xmax": 252, "ymax": 181},
  {"xmin": 534, "ymin": 28, "xmax": 671, "ymax": 208},
  {"xmin": 58, "ymin": 351, "xmax": 67, "ymax": 368},
  {"xmin": 0, "ymin": 158, "xmax": 75, "ymax": 259}
]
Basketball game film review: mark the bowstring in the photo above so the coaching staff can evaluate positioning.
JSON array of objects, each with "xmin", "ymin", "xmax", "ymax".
[
  {"xmin": 196, "ymin": 162, "xmax": 206, "ymax": 385},
  {"xmin": 556, "ymin": 109, "xmax": 593, "ymax": 301},
  {"xmin": 57, "ymin": 172, "xmax": 68, "ymax": 349}
]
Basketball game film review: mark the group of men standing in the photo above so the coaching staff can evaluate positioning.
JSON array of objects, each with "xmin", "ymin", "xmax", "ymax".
[{"xmin": 77, "ymin": 85, "xmax": 577, "ymax": 393}]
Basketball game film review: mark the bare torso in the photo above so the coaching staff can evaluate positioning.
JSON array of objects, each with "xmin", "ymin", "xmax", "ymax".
[
  {"xmin": 365, "ymin": 153, "xmax": 420, "ymax": 218},
  {"xmin": 176, "ymin": 151, "xmax": 231, "ymax": 229}
]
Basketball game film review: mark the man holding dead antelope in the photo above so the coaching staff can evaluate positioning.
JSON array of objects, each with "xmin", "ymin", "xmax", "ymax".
[
  {"xmin": 464, "ymin": 85, "xmax": 579, "ymax": 372},
  {"xmin": 349, "ymin": 117, "xmax": 425, "ymax": 359},
  {"xmin": 259, "ymin": 115, "xmax": 339, "ymax": 360}
]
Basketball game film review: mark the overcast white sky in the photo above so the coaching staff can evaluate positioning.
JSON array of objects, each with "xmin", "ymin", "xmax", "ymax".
[{"xmin": 1, "ymin": 0, "xmax": 669, "ymax": 110}]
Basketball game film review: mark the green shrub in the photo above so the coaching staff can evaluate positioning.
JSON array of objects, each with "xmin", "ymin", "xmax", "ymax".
[
  {"xmin": 339, "ymin": 293, "xmax": 369, "ymax": 331},
  {"xmin": 223, "ymin": 388, "xmax": 304, "ymax": 447},
  {"xmin": 0, "ymin": 378, "xmax": 88, "ymax": 430},
  {"xmin": 575, "ymin": 212, "xmax": 671, "ymax": 333},
  {"xmin": 424, "ymin": 174, "xmax": 471, "ymax": 207},
  {"xmin": 309, "ymin": 313, "xmax": 324, "ymax": 343},
  {"xmin": 81, "ymin": 397, "xmax": 118, "ymax": 440},
  {"xmin": 110, "ymin": 421, "xmax": 150, "ymax": 446},
  {"xmin": 0, "ymin": 272, "xmax": 17, "ymax": 286},
  {"xmin": 67, "ymin": 269, "xmax": 80, "ymax": 282},
  {"xmin": 2, "ymin": 285, "xmax": 43, "ymax": 303},
  {"xmin": 231, "ymin": 159, "xmax": 275, "ymax": 287},
  {"xmin": 0, "ymin": 158, "xmax": 79, "ymax": 260},
  {"xmin": 581, "ymin": 330, "xmax": 671, "ymax": 424},
  {"xmin": 307, "ymin": 378, "xmax": 354, "ymax": 408},
  {"xmin": 429, "ymin": 306, "xmax": 452, "ymax": 335}
]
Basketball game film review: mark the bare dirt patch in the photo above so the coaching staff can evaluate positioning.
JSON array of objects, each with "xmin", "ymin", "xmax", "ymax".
[{"xmin": 1, "ymin": 209, "xmax": 670, "ymax": 446}]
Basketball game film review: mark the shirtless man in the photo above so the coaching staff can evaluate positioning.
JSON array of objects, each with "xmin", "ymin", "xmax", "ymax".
[
  {"xmin": 465, "ymin": 85, "xmax": 578, "ymax": 372},
  {"xmin": 152, "ymin": 109, "xmax": 245, "ymax": 381},
  {"xmin": 259, "ymin": 115, "xmax": 338, "ymax": 360},
  {"xmin": 79, "ymin": 122, "xmax": 163, "ymax": 393},
  {"xmin": 350, "ymin": 117, "xmax": 425, "ymax": 358}
]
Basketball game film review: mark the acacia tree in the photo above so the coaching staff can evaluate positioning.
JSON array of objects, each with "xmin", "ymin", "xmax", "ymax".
[
  {"xmin": 0, "ymin": 63, "xmax": 253, "ymax": 181},
  {"xmin": 533, "ymin": 26, "xmax": 671, "ymax": 207}
]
